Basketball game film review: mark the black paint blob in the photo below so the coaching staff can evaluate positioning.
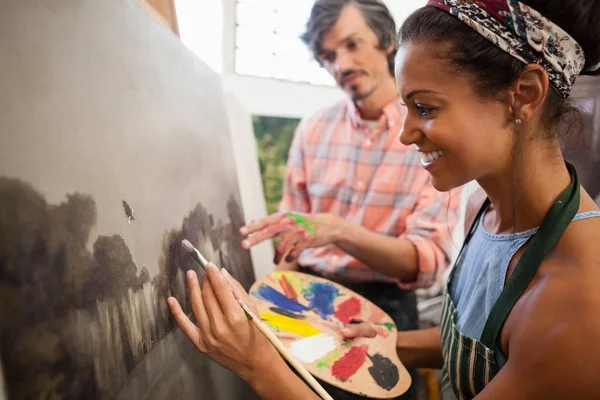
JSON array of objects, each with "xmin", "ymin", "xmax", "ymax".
[
  {"xmin": 367, "ymin": 353, "xmax": 399, "ymax": 391},
  {"xmin": 269, "ymin": 307, "xmax": 306, "ymax": 319}
]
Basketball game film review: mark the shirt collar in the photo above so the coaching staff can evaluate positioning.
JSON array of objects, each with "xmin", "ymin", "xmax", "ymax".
[{"xmin": 345, "ymin": 97, "xmax": 405, "ymax": 130}]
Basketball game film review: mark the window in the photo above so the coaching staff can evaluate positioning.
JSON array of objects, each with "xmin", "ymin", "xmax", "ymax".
[
  {"xmin": 175, "ymin": 0, "xmax": 223, "ymax": 72},
  {"xmin": 235, "ymin": 0, "xmax": 335, "ymax": 86}
]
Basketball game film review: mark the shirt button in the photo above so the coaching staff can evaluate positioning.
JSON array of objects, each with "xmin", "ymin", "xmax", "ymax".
[
  {"xmin": 356, "ymin": 180, "xmax": 365, "ymax": 189},
  {"xmin": 364, "ymin": 138, "xmax": 372, "ymax": 148},
  {"xmin": 389, "ymin": 120, "xmax": 396, "ymax": 127}
]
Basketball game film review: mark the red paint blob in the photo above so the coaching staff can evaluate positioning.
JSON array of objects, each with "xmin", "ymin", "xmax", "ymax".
[
  {"xmin": 331, "ymin": 345, "xmax": 368, "ymax": 381},
  {"xmin": 334, "ymin": 297, "xmax": 361, "ymax": 324},
  {"xmin": 279, "ymin": 276, "xmax": 297, "ymax": 300}
]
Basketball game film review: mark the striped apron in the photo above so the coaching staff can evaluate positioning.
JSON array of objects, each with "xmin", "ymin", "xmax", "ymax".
[{"xmin": 440, "ymin": 162, "xmax": 581, "ymax": 399}]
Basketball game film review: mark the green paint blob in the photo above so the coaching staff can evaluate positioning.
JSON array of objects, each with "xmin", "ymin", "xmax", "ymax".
[
  {"xmin": 382, "ymin": 322, "xmax": 394, "ymax": 331},
  {"xmin": 285, "ymin": 212, "xmax": 316, "ymax": 237},
  {"xmin": 316, "ymin": 349, "xmax": 340, "ymax": 368}
]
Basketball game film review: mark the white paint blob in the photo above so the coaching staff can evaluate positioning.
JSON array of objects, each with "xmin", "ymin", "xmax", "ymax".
[{"xmin": 290, "ymin": 333, "xmax": 337, "ymax": 363}]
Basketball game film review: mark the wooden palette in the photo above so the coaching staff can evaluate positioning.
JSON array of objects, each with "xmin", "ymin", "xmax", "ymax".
[{"xmin": 249, "ymin": 271, "xmax": 411, "ymax": 398}]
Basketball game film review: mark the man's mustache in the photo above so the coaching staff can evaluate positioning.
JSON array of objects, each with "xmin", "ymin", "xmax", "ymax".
[{"xmin": 339, "ymin": 70, "xmax": 366, "ymax": 82}]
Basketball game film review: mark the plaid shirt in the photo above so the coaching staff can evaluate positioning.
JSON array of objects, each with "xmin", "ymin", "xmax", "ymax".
[{"xmin": 279, "ymin": 98, "xmax": 461, "ymax": 289}]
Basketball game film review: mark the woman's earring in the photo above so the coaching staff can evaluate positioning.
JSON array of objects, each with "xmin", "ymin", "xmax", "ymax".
[{"xmin": 514, "ymin": 118, "xmax": 522, "ymax": 125}]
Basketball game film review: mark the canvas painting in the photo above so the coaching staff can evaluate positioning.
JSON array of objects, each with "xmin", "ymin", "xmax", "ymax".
[{"xmin": 0, "ymin": 1, "xmax": 258, "ymax": 399}]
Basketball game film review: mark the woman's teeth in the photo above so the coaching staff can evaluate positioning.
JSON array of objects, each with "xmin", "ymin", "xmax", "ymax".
[{"xmin": 422, "ymin": 150, "xmax": 444, "ymax": 164}]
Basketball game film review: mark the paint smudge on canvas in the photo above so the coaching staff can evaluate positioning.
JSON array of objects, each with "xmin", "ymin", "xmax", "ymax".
[
  {"xmin": 255, "ymin": 284, "xmax": 309, "ymax": 313},
  {"xmin": 367, "ymin": 353, "xmax": 399, "ymax": 390},
  {"xmin": 334, "ymin": 297, "xmax": 361, "ymax": 324},
  {"xmin": 290, "ymin": 333, "xmax": 337, "ymax": 363},
  {"xmin": 304, "ymin": 282, "xmax": 339, "ymax": 319},
  {"xmin": 331, "ymin": 345, "xmax": 368, "ymax": 381},
  {"xmin": 259, "ymin": 311, "xmax": 319, "ymax": 337}
]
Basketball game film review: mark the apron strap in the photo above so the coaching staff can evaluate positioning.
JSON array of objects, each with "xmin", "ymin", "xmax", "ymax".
[{"xmin": 480, "ymin": 162, "xmax": 581, "ymax": 349}]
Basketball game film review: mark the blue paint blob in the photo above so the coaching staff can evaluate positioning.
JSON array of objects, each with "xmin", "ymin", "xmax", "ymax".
[
  {"xmin": 304, "ymin": 282, "xmax": 339, "ymax": 319},
  {"xmin": 255, "ymin": 285, "xmax": 309, "ymax": 313}
]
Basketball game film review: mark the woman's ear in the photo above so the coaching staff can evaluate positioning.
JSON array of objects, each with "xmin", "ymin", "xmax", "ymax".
[{"xmin": 512, "ymin": 64, "xmax": 550, "ymax": 122}]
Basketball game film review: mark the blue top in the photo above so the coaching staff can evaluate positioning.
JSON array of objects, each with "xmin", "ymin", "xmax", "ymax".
[{"xmin": 449, "ymin": 210, "xmax": 600, "ymax": 366}]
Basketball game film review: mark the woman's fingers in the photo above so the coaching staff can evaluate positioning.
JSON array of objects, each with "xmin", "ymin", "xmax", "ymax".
[
  {"xmin": 167, "ymin": 296, "xmax": 205, "ymax": 351},
  {"xmin": 204, "ymin": 264, "xmax": 246, "ymax": 329},
  {"xmin": 186, "ymin": 270, "xmax": 212, "ymax": 348},
  {"xmin": 221, "ymin": 268, "xmax": 259, "ymax": 315}
]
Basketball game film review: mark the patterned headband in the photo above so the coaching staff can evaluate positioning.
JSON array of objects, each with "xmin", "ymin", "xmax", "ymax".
[{"xmin": 427, "ymin": 0, "xmax": 586, "ymax": 97}]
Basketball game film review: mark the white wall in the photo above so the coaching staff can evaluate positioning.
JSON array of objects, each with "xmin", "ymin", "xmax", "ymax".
[{"xmin": 221, "ymin": 74, "xmax": 343, "ymax": 118}]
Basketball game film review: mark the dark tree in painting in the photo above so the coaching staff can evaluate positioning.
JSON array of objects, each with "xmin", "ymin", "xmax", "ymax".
[{"xmin": 0, "ymin": 177, "xmax": 253, "ymax": 399}]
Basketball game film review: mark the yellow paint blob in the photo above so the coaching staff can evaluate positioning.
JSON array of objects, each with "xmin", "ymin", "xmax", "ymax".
[{"xmin": 260, "ymin": 311, "xmax": 320, "ymax": 337}]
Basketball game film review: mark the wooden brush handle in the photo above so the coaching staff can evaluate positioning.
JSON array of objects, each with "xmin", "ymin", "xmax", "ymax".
[{"xmin": 237, "ymin": 301, "xmax": 334, "ymax": 400}]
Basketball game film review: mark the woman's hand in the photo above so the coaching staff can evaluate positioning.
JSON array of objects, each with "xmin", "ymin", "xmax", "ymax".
[
  {"xmin": 240, "ymin": 212, "xmax": 346, "ymax": 263},
  {"xmin": 168, "ymin": 264, "xmax": 279, "ymax": 383}
]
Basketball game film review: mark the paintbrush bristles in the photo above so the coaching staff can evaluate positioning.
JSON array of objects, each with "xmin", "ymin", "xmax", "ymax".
[
  {"xmin": 181, "ymin": 239, "xmax": 195, "ymax": 253},
  {"xmin": 181, "ymin": 239, "xmax": 209, "ymax": 268}
]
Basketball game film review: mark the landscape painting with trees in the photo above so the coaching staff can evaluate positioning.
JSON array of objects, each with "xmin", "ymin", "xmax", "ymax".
[{"xmin": 0, "ymin": 180, "xmax": 252, "ymax": 399}]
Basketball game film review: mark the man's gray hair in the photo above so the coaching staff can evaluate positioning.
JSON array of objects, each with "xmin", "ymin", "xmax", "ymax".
[{"xmin": 301, "ymin": 0, "xmax": 397, "ymax": 75}]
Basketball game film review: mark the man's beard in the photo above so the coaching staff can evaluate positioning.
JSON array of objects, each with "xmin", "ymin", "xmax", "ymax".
[{"xmin": 349, "ymin": 83, "xmax": 377, "ymax": 101}]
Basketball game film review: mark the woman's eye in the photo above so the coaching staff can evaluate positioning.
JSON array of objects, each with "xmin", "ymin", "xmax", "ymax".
[{"xmin": 415, "ymin": 104, "xmax": 435, "ymax": 117}]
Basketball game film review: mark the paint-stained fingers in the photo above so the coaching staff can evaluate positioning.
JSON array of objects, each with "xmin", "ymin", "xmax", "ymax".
[
  {"xmin": 167, "ymin": 297, "xmax": 206, "ymax": 352},
  {"xmin": 240, "ymin": 212, "xmax": 287, "ymax": 236},
  {"xmin": 241, "ymin": 218, "xmax": 295, "ymax": 249},
  {"xmin": 220, "ymin": 268, "xmax": 259, "ymax": 315},
  {"xmin": 340, "ymin": 322, "xmax": 378, "ymax": 339},
  {"xmin": 205, "ymin": 264, "xmax": 247, "ymax": 328},
  {"xmin": 275, "ymin": 227, "xmax": 305, "ymax": 258},
  {"xmin": 286, "ymin": 231, "xmax": 313, "ymax": 261}
]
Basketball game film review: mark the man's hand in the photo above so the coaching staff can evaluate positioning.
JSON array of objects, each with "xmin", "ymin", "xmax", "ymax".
[
  {"xmin": 339, "ymin": 322, "xmax": 378, "ymax": 339},
  {"xmin": 240, "ymin": 212, "xmax": 345, "ymax": 263}
]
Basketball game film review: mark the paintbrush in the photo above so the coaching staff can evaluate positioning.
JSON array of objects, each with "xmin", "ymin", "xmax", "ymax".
[{"xmin": 181, "ymin": 239, "xmax": 334, "ymax": 400}]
